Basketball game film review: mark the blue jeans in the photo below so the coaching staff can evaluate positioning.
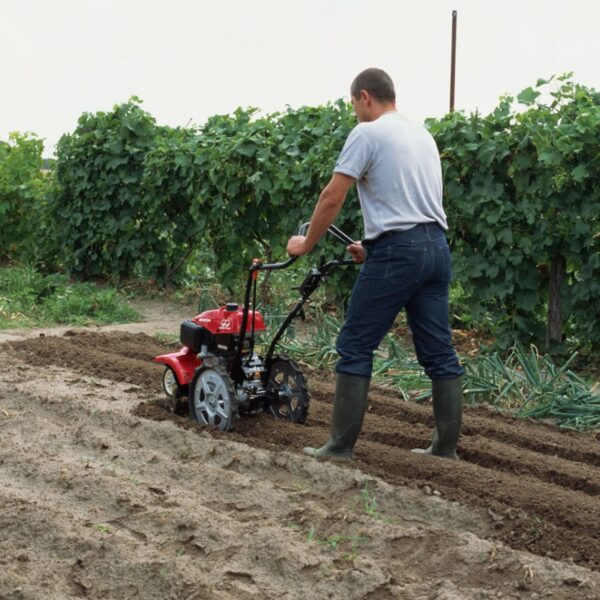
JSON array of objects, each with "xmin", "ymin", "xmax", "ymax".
[{"xmin": 336, "ymin": 223, "xmax": 464, "ymax": 381}]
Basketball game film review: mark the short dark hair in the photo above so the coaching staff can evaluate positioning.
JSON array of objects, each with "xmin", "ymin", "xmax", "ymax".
[{"xmin": 351, "ymin": 68, "xmax": 396, "ymax": 102}]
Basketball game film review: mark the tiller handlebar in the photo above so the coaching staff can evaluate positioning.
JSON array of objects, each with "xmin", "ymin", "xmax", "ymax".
[{"xmin": 232, "ymin": 223, "xmax": 357, "ymax": 382}]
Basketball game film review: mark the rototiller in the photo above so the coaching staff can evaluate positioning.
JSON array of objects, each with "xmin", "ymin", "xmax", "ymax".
[{"xmin": 154, "ymin": 224, "xmax": 356, "ymax": 431}]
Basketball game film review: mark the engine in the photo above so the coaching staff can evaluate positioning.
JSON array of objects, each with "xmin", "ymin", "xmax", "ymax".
[
  {"xmin": 180, "ymin": 302, "xmax": 266, "ymax": 358},
  {"xmin": 179, "ymin": 303, "xmax": 268, "ymax": 412}
]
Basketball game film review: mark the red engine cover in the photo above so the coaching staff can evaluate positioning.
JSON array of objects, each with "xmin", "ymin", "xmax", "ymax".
[{"xmin": 192, "ymin": 304, "xmax": 266, "ymax": 335}]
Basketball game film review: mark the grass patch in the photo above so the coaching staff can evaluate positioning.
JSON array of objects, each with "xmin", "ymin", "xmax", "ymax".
[
  {"xmin": 0, "ymin": 265, "xmax": 139, "ymax": 328},
  {"xmin": 153, "ymin": 331, "xmax": 180, "ymax": 346}
]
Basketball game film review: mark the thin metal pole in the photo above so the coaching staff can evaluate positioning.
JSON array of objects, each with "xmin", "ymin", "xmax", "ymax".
[{"xmin": 450, "ymin": 10, "xmax": 457, "ymax": 112}]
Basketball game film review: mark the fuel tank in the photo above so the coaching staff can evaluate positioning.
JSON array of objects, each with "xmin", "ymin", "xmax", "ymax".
[{"xmin": 191, "ymin": 303, "xmax": 266, "ymax": 335}]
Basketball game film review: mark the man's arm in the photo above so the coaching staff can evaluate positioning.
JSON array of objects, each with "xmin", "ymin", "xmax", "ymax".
[{"xmin": 287, "ymin": 173, "xmax": 355, "ymax": 256}]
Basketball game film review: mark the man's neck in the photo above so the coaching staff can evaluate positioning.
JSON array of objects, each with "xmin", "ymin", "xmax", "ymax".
[{"xmin": 368, "ymin": 102, "xmax": 397, "ymax": 121}]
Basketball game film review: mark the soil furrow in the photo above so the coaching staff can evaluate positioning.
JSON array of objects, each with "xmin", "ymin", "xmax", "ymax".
[
  {"xmin": 227, "ymin": 412, "xmax": 600, "ymax": 569},
  {"xmin": 12, "ymin": 331, "xmax": 600, "ymax": 468},
  {"xmin": 6, "ymin": 331, "xmax": 600, "ymax": 575},
  {"xmin": 312, "ymin": 380, "xmax": 600, "ymax": 466},
  {"xmin": 9, "ymin": 336, "xmax": 164, "ymax": 391},
  {"xmin": 15, "ymin": 369, "xmax": 597, "ymax": 600},
  {"xmin": 299, "ymin": 398, "xmax": 600, "ymax": 496}
]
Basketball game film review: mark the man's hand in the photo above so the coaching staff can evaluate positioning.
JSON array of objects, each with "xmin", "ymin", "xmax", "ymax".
[
  {"xmin": 290, "ymin": 174, "xmax": 355, "ymax": 256},
  {"xmin": 347, "ymin": 242, "xmax": 365, "ymax": 263},
  {"xmin": 287, "ymin": 235, "xmax": 310, "ymax": 257}
]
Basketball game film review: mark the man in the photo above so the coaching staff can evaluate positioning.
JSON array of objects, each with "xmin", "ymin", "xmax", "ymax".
[{"xmin": 287, "ymin": 68, "xmax": 464, "ymax": 460}]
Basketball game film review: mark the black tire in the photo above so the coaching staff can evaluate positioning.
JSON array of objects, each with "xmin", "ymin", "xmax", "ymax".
[
  {"xmin": 161, "ymin": 367, "xmax": 188, "ymax": 413},
  {"xmin": 162, "ymin": 366, "xmax": 190, "ymax": 398},
  {"xmin": 188, "ymin": 365, "xmax": 237, "ymax": 431},
  {"xmin": 265, "ymin": 355, "xmax": 309, "ymax": 424}
]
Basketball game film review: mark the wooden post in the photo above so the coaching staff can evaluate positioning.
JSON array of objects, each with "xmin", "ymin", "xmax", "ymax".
[{"xmin": 450, "ymin": 10, "xmax": 457, "ymax": 112}]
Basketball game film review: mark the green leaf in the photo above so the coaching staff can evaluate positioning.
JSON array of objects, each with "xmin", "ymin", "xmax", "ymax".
[
  {"xmin": 571, "ymin": 164, "xmax": 588, "ymax": 183},
  {"xmin": 234, "ymin": 139, "xmax": 258, "ymax": 157},
  {"xmin": 535, "ymin": 76, "xmax": 554, "ymax": 87},
  {"xmin": 538, "ymin": 150, "xmax": 561, "ymax": 166},
  {"xmin": 517, "ymin": 87, "xmax": 541, "ymax": 105}
]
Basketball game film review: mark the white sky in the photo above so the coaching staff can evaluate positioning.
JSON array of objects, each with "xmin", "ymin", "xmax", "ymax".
[{"xmin": 2, "ymin": 0, "xmax": 599, "ymax": 157}]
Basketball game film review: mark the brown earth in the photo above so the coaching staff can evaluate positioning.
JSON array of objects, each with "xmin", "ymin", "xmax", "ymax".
[{"xmin": 1, "ymin": 328, "xmax": 599, "ymax": 599}]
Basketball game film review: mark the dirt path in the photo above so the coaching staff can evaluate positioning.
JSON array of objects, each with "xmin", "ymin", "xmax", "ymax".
[{"xmin": 1, "ymin": 320, "xmax": 599, "ymax": 598}]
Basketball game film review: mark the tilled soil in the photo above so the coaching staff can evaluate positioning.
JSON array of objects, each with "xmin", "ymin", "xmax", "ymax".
[{"xmin": 3, "ymin": 330, "xmax": 600, "ymax": 599}]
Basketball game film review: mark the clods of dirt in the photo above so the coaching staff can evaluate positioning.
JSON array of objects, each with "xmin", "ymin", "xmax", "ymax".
[{"xmin": 2, "ymin": 331, "xmax": 600, "ymax": 599}]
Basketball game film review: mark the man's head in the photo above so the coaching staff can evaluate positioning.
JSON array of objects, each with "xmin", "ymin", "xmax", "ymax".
[{"xmin": 350, "ymin": 68, "xmax": 396, "ymax": 122}]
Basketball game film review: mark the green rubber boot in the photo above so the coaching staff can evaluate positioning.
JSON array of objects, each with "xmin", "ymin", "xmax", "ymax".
[
  {"xmin": 303, "ymin": 373, "xmax": 370, "ymax": 460},
  {"xmin": 412, "ymin": 376, "xmax": 463, "ymax": 460}
]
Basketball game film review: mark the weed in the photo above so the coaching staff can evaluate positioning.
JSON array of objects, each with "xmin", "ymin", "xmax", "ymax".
[
  {"xmin": 526, "ymin": 516, "xmax": 544, "ymax": 542},
  {"xmin": 319, "ymin": 534, "xmax": 351, "ymax": 552},
  {"xmin": 304, "ymin": 523, "xmax": 367, "ymax": 558},
  {"xmin": 318, "ymin": 533, "xmax": 368, "ymax": 558},
  {"xmin": 360, "ymin": 484, "xmax": 380, "ymax": 519},
  {"xmin": 95, "ymin": 524, "xmax": 111, "ymax": 533}
]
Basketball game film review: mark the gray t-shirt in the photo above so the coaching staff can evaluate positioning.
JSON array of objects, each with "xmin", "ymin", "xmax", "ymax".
[{"xmin": 334, "ymin": 112, "xmax": 447, "ymax": 240}]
